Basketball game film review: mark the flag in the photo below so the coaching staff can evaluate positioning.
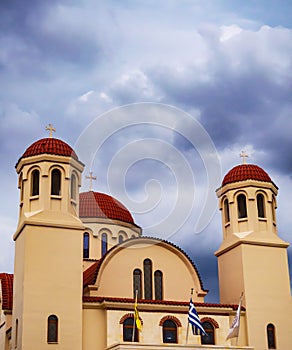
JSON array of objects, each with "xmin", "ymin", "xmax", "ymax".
[
  {"xmin": 226, "ymin": 296, "xmax": 242, "ymax": 340},
  {"xmin": 134, "ymin": 298, "xmax": 142, "ymax": 332},
  {"xmin": 188, "ymin": 298, "xmax": 207, "ymax": 336}
]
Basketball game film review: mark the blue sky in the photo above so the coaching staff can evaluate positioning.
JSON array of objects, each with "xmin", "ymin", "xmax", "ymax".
[{"xmin": 0, "ymin": 0, "xmax": 291, "ymax": 301}]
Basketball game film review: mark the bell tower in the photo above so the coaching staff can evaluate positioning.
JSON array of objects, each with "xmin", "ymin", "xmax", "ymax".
[
  {"xmin": 12, "ymin": 126, "xmax": 85, "ymax": 349},
  {"xmin": 215, "ymin": 155, "xmax": 292, "ymax": 349}
]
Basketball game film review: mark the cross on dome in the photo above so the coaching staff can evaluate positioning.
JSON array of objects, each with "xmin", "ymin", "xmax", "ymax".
[
  {"xmin": 240, "ymin": 151, "xmax": 249, "ymax": 164},
  {"xmin": 86, "ymin": 171, "xmax": 97, "ymax": 191},
  {"xmin": 45, "ymin": 123, "xmax": 56, "ymax": 138}
]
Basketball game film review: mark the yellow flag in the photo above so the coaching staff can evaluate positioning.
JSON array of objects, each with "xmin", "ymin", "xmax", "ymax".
[{"xmin": 134, "ymin": 300, "xmax": 142, "ymax": 331}]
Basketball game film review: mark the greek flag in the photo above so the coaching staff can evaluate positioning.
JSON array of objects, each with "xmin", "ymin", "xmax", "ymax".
[{"xmin": 188, "ymin": 298, "xmax": 207, "ymax": 336}]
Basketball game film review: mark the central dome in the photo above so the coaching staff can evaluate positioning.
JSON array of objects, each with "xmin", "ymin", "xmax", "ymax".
[
  {"xmin": 222, "ymin": 164, "xmax": 272, "ymax": 186},
  {"xmin": 79, "ymin": 191, "xmax": 135, "ymax": 224}
]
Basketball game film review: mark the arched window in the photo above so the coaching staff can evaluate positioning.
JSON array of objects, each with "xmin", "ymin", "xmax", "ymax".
[
  {"xmin": 51, "ymin": 169, "xmax": 61, "ymax": 196},
  {"xmin": 237, "ymin": 194, "xmax": 247, "ymax": 219},
  {"xmin": 71, "ymin": 173, "xmax": 77, "ymax": 200},
  {"xmin": 133, "ymin": 269, "xmax": 142, "ymax": 299},
  {"xmin": 101, "ymin": 233, "xmax": 108, "ymax": 257},
  {"xmin": 123, "ymin": 317, "xmax": 138, "ymax": 342},
  {"xmin": 267, "ymin": 323, "xmax": 276, "ymax": 349},
  {"xmin": 162, "ymin": 319, "xmax": 177, "ymax": 343},
  {"xmin": 118, "ymin": 235, "xmax": 124, "ymax": 244},
  {"xmin": 47, "ymin": 315, "xmax": 58, "ymax": 343},
  {"xmin": 31, "ymin": 169, "xmax": 40, "ymax": 196},
  {"xmin": 201, "ymin": 321, "xmax": 215, "ymax": 344},
  {"xmin": 224, "ymin": 198, "xmax": 230, "ymax": 223},
  {"xmin": 257, "ymin": 193, "xmax": 265, "ymax": 218},
  {"xmin": 83, "ymin": 232, "xmax": 89, "ymax": 259},
  {"xmin": 154, "ymin": 270, "xmax": 163, "ymax": 300},
  {"xmin": 143, "ymin": 259, "xmax": 153, "ymax": 300}
]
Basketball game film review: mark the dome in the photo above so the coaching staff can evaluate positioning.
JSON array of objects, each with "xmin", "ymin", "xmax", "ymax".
[
  {"xmin": 222, "ymin": 164, "xmax": 272, "ymax": 186},
  {"xmin": 18, "ymin": 137, "xmax": 78, "ymax": 163},
  {"xmin": 79, "ymin": 191, "xmax": 135, "ymax": 224}
]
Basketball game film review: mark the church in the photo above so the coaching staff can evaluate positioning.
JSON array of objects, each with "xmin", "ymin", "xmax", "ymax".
[{"xmin": 0, "ymin": 129, "xmax": 291, "ymax": 350}]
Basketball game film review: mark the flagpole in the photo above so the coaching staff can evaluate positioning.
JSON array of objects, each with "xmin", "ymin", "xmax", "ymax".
[
  {"xmin": 185, "ymin": 288, "xmax": 194, "ymax": 344},
  {"xmin": 132, "ymin": 290, "xmax": 138, "ymax": 342}
]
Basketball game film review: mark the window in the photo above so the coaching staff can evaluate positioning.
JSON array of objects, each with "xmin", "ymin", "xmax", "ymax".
[
  {"xmin": 51, "ymin": 169, "xmax": 61, "ymax": 196},
  {"xmin": 272, "ymin": 197, "xmax": 276, "ymax": 222},
  {"xmin": 162, "ymin": 320, "xmax": 177, "ymax": 343},
  {"xmin": 83, "ymin": 232, "xmax": 89, "ymax": 259},
  {"xmin": 47, "ymin": 315, "xmax": 58, "ymax": 343},
  {"xmin": 101, "ymin": 233, "xmax": 108, "ymax": 256},
  {"xmin": 154, "ymin": 270, "xmax": 163, "ymax": 300},
  {"xmin": 71, "ymin": 174, "xmax": 77, "ymax": 200},
  {"xmin": 257, "ymin": 193, "xmax": 265, "ymax": 218},
  {"xmin": 31, "ymin": 169, "xmax": 40, "ymax": 196},
  {"xmin": 267, "ymin": 323, "xmax": 276, "ymax": 349},
  {"xmin": 224, "ymin": 198, "xmax": 230, "ymax": 223},
  {"xmin": 123, "ymin": 317, "xmax": 138, "ymax": 342},
  {"xmin": 201, "ymin": 322, "xmax": 215, "ymax": 344},
  {"xmin": 133, "ymin": 269, "xmax": 142, "ymax": 299},
  {"xmin": 237, "ymin": 194, "xmax": 247, "ymax": 219},
  {"xmin": 15, "ymin": 319, "xmax": 18, "ymax": 348},
  {"xmin": 119, "ymin": 235, "xmax": 124, "ymax": 244},
  {"xmin": 143, "ymin": 259, "xmax": 153, "ymax": 300}
]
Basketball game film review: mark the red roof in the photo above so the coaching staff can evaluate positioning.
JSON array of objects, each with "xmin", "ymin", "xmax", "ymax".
[
  {"xmin": 0, "ymin": 273, "xmax": 13, "ymax": 311},
  {"xmin": 82, "ymin": 296, "xmax": 243, "ymax": 311},
  {"xmin": 18, "ymin": 137, "xmax": 78, "ymax": 163},
  {"xmin": 222, "ymin": 164, "xmax": 272, "ymax": 186},
  {"xmin": 79, "ymin": 191, "xmax": 134, "ymax": 224}
]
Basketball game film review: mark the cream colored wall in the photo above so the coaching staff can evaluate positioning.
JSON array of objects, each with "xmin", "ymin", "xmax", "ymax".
[
  {"xmin": 92, "ymin": 239, "xmax": 206, "ymax": 302},
  {"xmin": 82, "ymin": 304, "xmax": 248, "ymax": 349},
  {"xmin": 13, "ymin": 225, "xmax": 84, "ymax": 349}
]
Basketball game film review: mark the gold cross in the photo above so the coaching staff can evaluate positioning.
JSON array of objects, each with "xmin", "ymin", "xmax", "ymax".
[
  {"xmin": 86, "ymin": 171, "xmax": 96, "ymax": 191},
  {"xmin": 45, "ymin": 123, "xmax": 56, "ymax": 138},
  {"xmin": 240, "ymin": 151, "xmax": 248, "ymax": 164}
]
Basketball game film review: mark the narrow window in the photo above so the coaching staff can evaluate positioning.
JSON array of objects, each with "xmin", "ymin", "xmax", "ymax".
[
  {"xmin": 201, "ymin": 322, "xmax": 215, "ymax": 344},
  {"xmin": 70, "ymin": 174, "xmax": 77, "ymax": 200},
  {"xmin": 83, "ymin": 232, "xmax": 89, "ymax": 259},
  {"xmin": 47, "ymin": 315, "xmax": 58, "ymax": 343},
  {"xmin": 272, "ymin": 197, "xmax": 276, "ymax": 222},
  {"xmin": 267, "ymin": 323, "xmax": 276, "ymax": 349},
  {"xmin": 154, "ymin": 270, "xmax": 163, "ymax": 300},
  {"xmin": 31, "ymin": 169, "xmax": 40, "ymax": 196},
  {"xmin": 143, "ymin": 259, "xmax": 153, "ymax": 300},
  {"xmin": 118, "ymin": 235, "xmax": 124, "ymax": 244},
  {"xmin": 51, "ymin": 169, "xmax": 61, "ymax": 196},
  {"xmin": 257, "ymin": 193, "xmax": 265, "ymax": 218},
  {"xmin": 123, "ymin": 317, "xmax": 138, "ymax": 342},
  {"xmin": 224, "ymin": 198, "xmax": 230, "ymax": 223},
  {"xmin": 133, "ymin": 269, "xmax": 142, "ymax": 299},
  {"xmin": 15, "ymin": 319, "xmax": 18, "ymax": 348},
  {"xmin": 101, "ymin": 233, "xmax": 108, "ymax": 257},
  {"xmin": 163, "ymin": 320, "xmax": 177, "ymax": 343},
  {"xmin": 237, "ymin": 194, "xmax": 247, "ymax": 219}
]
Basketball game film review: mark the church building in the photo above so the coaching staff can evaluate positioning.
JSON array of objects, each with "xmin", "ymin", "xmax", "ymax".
[{"xmin": 0, "ymin": 130, "xmax": 291, "ymax": 350}]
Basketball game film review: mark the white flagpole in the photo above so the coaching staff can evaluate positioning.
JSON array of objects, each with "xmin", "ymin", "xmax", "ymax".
[
  {"xmin": 132, "ymin": 290, "xmax": 138, "ymax": 342},
  {"xmin": 185, "ymin": 288, "xmax": 194, "ymax": 344}
]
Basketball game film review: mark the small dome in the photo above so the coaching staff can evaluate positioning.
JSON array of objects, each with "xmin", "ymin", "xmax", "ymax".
[
  {"xmin": 79, "ymin": 191, "xmax": 135, "ymax": 224},
  {"xmin": 222, "ymin": 164, "xmax": 272, "ymax": 186},
  {"xmin": 18, "ymin": 138, "xmax": 78, "ymax": 164}
]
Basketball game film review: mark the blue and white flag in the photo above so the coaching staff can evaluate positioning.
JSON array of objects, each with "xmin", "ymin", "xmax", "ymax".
[{"xmin": 188, "ymin": 298, "xmax": 207, "ymax": 336}]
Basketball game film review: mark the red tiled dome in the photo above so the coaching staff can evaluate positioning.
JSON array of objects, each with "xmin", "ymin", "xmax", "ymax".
[
  {"xmin": 79, "ymin": 191, "xmax": 134, "ymax": 224},
  {"xmin": 20, "ymin": 138, "xmax": 78, "ymax": 161},
  {"xmin": 222, "ymin": 164, "xmax": 272, "ymax": 186}
]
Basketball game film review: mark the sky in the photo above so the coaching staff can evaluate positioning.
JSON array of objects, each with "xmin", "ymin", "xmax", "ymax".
[{"xmin": 0, "ymin": 0, "xmax": 291, "ymax": 302}]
